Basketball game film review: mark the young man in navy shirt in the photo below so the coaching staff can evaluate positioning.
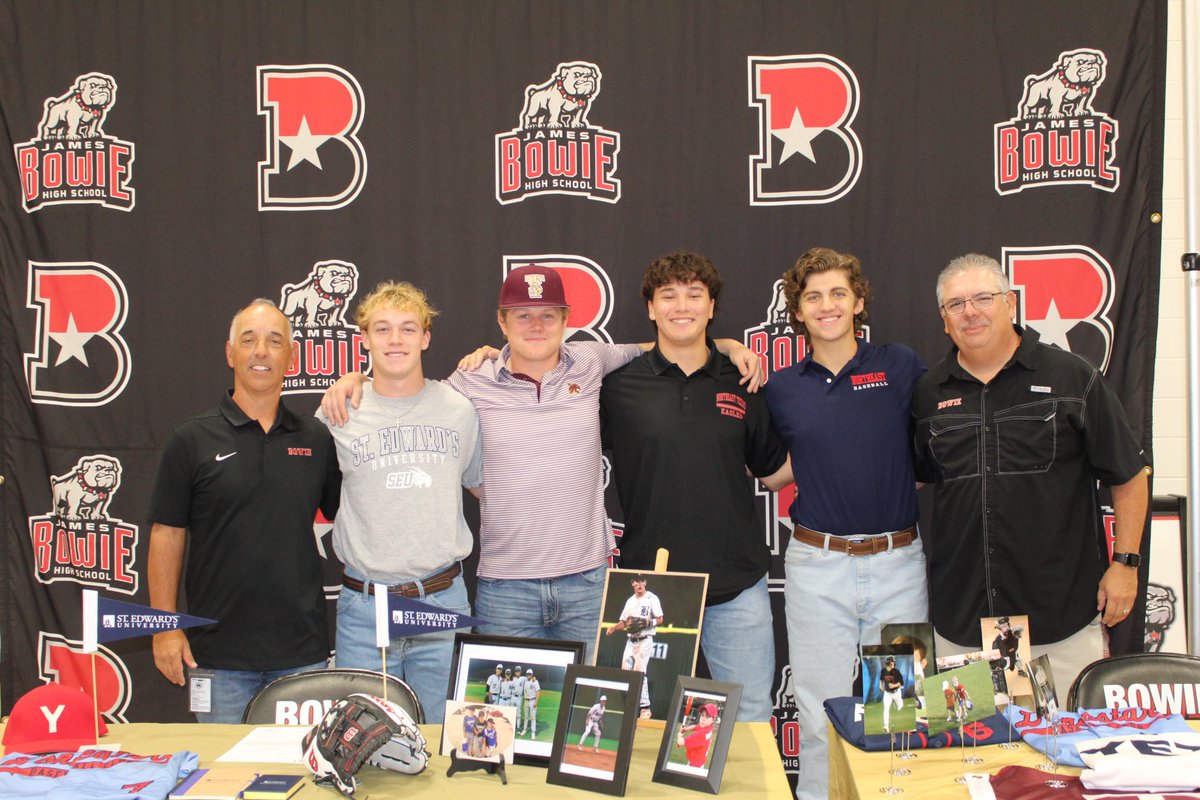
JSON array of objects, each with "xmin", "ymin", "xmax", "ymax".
[{"xmin": 763, "ymin": 248, "xmax": 928, "ymax": 800}]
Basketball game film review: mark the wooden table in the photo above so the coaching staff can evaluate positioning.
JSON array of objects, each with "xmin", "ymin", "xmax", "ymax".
[{"xmin": 827, "ymin": 722, "xmax": 1081, "ymax": 799}]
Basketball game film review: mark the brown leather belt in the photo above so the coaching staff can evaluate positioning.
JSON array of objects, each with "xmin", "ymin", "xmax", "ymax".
[
  {"xmin": 342, "ymin": 563, "xmax": 461, "ymax": 597},
  {"xmin": 792, "ymin": 525, "xmax": 916, "ymax": 557}
]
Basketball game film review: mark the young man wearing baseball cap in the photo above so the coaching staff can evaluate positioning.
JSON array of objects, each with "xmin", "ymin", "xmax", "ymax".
[
  {"xmin": 323, "ymin": 265, "xmax": 761, "ymax": 662},
  {"xmin": 600, "ymin": 251, "xmax": 791, "ymax": 722},
  {"xmin": 315, "ymin": 281, "xmax": 482, "ymax": 724}
]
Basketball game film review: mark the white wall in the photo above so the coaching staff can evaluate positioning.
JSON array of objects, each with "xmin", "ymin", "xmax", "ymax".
[{"xmin": 1154, "ymin": 0, "xmax": 1186, "ymax": 496}]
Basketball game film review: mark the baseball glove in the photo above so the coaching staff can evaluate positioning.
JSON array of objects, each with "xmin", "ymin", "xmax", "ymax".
[
  {"xmin": 624, "ymin": 616, "xmax": 649, "ymax": 635},
  {"xmin": 302, "ymin": 693, "xmax": 430, "ymax": 796}
]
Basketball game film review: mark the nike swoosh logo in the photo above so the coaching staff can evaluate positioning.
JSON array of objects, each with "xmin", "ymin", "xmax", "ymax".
[{"xmin": 215, "ymin": 452, "xmax": 237, "ymax": 462}]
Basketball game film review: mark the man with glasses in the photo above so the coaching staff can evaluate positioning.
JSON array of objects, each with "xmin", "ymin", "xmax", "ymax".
[{"xmin": 912, "ymin": 253, "xmax": 1149, "ymax": 689}]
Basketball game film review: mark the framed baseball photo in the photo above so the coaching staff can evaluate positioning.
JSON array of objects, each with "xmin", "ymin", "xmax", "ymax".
[
  {"xmin": 594, "ymin": 568, "xmax": 708, "ymax": 722},
  {"xmin": 652, "ymin": 677, "xmax": 742, "ymax": 794},
  {"xmin": 546, "ymin": 664, "xmax": 641, "ymax": 796},
  {"xmin": 445, "ymin": 633, "xmax": 584, "ymax": 764}
]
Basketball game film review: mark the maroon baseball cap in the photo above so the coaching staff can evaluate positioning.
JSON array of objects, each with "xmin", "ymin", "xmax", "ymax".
[
  {"xmin": 498, "ymin": 265, "xmax": 569, "ymax": 309},
  {"xmin": 2, "ymin": 683, "xmax": 109, "ymax": 754}
]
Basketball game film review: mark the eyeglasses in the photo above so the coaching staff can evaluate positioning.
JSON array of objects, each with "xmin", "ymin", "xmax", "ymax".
[{"xmin": 940, "ymin": 292, "xmax": 1005, "ymax": 315}]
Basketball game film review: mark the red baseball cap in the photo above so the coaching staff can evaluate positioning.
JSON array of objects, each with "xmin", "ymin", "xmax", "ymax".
[
  {"xmin": 2, "ymin": 683, "xmax": 108, "ymax": 754},
  {"xmin": 498, "ymin": 265, "xmax": 569, "ymax": 309},
  {"xmin": 701, "ymin": 703, "xmax": 719, "ymax": 718}
]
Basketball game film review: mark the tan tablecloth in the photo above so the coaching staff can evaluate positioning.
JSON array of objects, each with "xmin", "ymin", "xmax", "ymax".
[{"xmin": 2, "ymin": 720, "xmax": 790, "ymax": 799}]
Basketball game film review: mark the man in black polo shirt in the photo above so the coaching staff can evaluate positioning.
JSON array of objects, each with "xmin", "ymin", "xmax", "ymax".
[
  {"xmin": 912, "ymin": 253, "xmax": 1149, "ymax": 689},
  {"xmin": 147, "ymin": 299, "xmax": 341, "ymax": 723},
  {"xmin": 600, "ymin": 251, "xmax": 791, "ymax": 722}
]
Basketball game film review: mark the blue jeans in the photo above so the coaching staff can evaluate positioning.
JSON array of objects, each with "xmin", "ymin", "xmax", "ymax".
[
  {"xmin": 700, "ymin": 575, "xmax": 776, "ymax": 722},
  {"xmin": 193, "ymin": 660, "xmax": 327, "ymax": 724},
  {"xmin": 785, "ymin": 535, "xmax": 929, "ymax": 800},
  {"xmin": 334, "ymin": 571, "xmax": 470, "ymax": 725},
  {"xmin": 474, "ymin": 566, "xmax": 606, "ymax": 664}
]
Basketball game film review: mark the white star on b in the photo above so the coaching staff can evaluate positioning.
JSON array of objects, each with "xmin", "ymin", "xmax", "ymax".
[
  {"xmin": 50, "ymin": 314, "xmax": 92, "ymax": 366},
  {"xmin": 1029, "ymin": 298, "xmax": 1078, "ymax": 350},
  {"xmin": 281, "ymin": 116, "xmax": 327, "ymax": 171},
  {"xmin": 773, "ymin": 107, "xmax": 821, "ymax": 164}
]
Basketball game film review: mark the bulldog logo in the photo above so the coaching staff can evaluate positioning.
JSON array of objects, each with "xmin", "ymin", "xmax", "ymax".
[
  {"xmin": 50, "ymin": 455, "xmax": 121, "ymax": 520},
  {"xmin": 40, "ymin": 73, "xmax": 115, "ymax": 139},
  {"xmin": 13, "ymin": 72, "xmax": 135, "ymax": 211},
  {"xmin": 994, "ymin": 48, "xmax": 1118, "ymax": 194},
  {"xmin": 29, "ymin": 454, "xmax": 138, "ymax": 594},
  {"xmin": 280, "ymin": 260, "xmax": 358, "ymax": 327},
  {"xmin": 1144, "ymin": 583, "xmax": 1177, "ymax": 654},
  {"xmin": 495, "ymin": 62, "xmax": 620, "ymax": 204},
  {"xmin": 1020, "ymin": 50, "xmax": 1106, "ymax": 119},
  {"xmin": 521, "ymin": 63, "xmax": 600, "ymax": 129},
  {"xmin": 279, "ymin": 260, "xmax": 369, "ymax": 395}
]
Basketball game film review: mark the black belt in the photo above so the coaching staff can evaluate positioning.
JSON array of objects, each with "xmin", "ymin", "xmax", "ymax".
[
  {"xmin": 342, "ymin": 563, "xmax": 461, "ymax": 597},
  {"xmin": 792, "ymin": 525, "xmax": 916, "ymax": 557}
]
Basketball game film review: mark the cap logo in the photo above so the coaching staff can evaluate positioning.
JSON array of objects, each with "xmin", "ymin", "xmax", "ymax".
[
  {"xmin": 40, "ymin": 703, "xmax": 66, "ymax": 732},
  {"xmin": 525, "ymin": 274, "xmax": 546, "ymax": 299}
]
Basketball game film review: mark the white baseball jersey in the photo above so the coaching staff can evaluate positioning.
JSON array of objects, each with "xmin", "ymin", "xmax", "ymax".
[
  {"xmin": 524, "ymin": 677, "xmax": 540, "ymax": 700},
  {"xmin": 586, "ymin": 703, "xmax": 606, "ymax": 724},
  {"xmin": 619, "ymin": 590, "xmax": 663, "ymax": 637}
]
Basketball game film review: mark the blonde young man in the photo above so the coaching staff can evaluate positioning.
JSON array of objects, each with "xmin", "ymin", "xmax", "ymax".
[
  {"xmin": 322, "ymin": 265, "xmax": 761, "ymax": 662},
  {"xmin": 317, "ymin": 282, "xmax": 482, "ymax": 724}
]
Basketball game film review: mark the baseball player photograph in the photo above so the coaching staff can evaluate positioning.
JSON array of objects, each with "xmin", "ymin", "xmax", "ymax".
[
  {"xmin": 883, "ymin": 623, "xmax": 934, "ymax": 721},
  {"xmin": 860, "ymin": 646, "xmax": 916, "ymax": 736},
  {"xmin": 982, "ymin": 614, "xmax": 1034, "ymax": 699},
  {"xmin": 577, "ymin": 694, "xmax": 608, "ymax": 752},
  {"xmin": 665, "ymin": 698, "xmax": 725, "ymax": 774},
  {"xmin": 1028, "ymin": 654, "xmax": 1061, "ymax": 717},
  {"xmin": 925, "ymin": 660, "xmax": 997, "ymax": 738},
  {"xmin": 550, "ymin": 668, "xmax": 647, "ymax": 794},
  {"xmin": 595, "ymin": 568, "xmax": 707, "ymax": 720}
]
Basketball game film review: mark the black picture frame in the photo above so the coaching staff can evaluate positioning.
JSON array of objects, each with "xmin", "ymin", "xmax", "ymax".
[
  {"xmin": 546, "ymin": 664, "xmax": 641, "ymax": 796},
  {"xmin": 652, "ymin": 677, "xmax": 742, "ymax": 794},
  {"xmin": 445, "ymin": 632, "xmax": 584, "ymax": 765}
]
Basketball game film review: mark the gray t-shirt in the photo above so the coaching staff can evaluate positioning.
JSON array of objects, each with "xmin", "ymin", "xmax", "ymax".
[{"xmin": 318, "ymin": 380, "xmax": 483, "ymax": 582}]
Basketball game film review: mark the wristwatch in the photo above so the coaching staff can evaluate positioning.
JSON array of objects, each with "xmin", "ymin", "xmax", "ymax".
[{"xmin": 1112, "ymin": 551, "xmax": 1142, "ymax": 567}]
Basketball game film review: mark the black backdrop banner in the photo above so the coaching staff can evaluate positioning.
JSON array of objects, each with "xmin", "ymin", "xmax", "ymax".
[{"xmin": 0, "ymin": 0, "xmax": 1166, "ymax": 782}]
